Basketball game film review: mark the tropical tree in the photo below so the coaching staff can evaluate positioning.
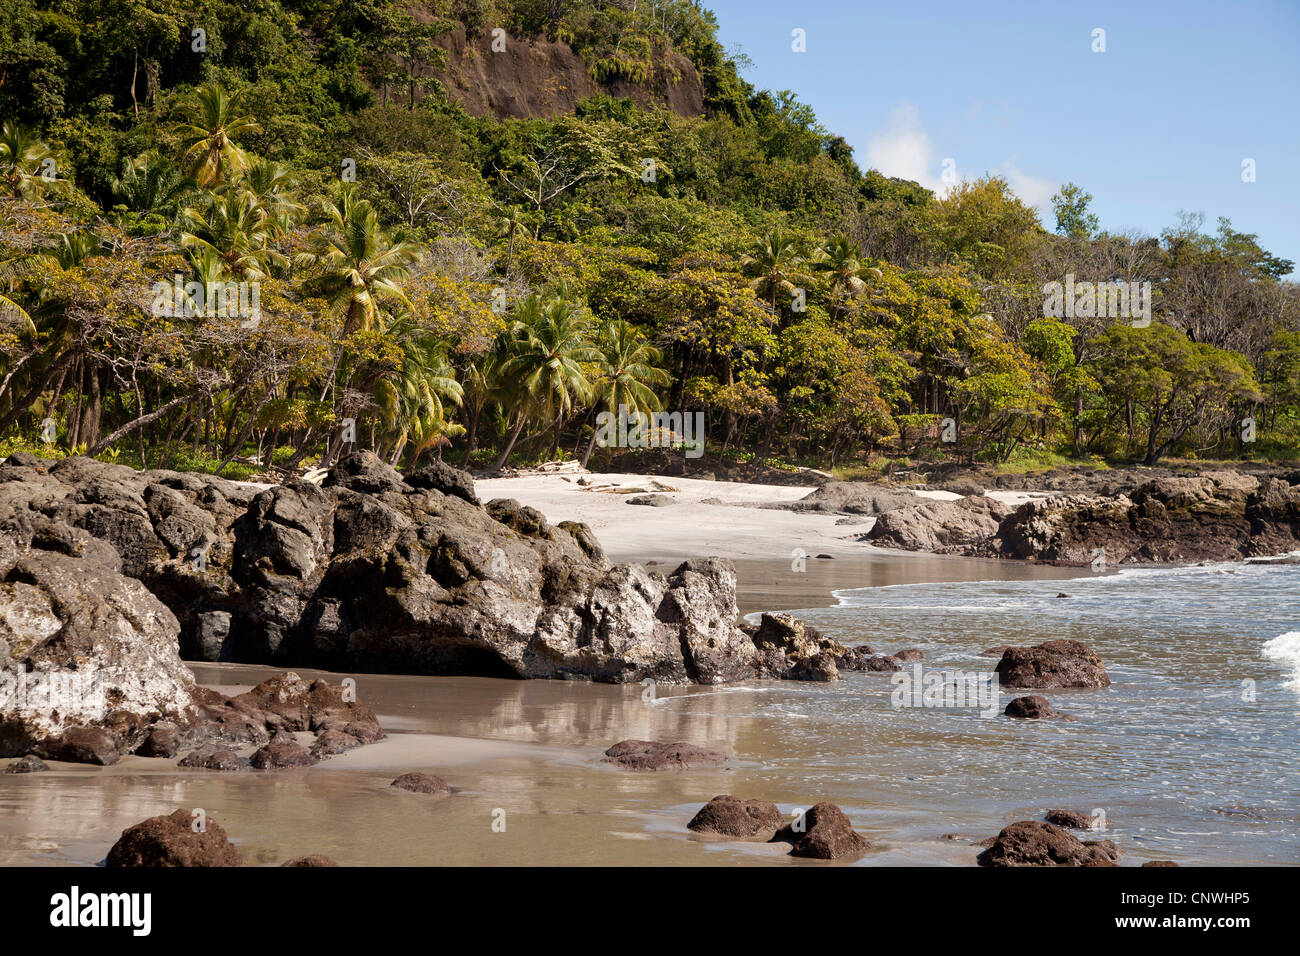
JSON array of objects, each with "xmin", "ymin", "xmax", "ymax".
[
  {"xmin": 176, "ymin": 83, "xmax": 262, "ymax": 189},
  {"xmin": 742, "ymin": 228, "xmax": 813, "ymax": 312},
  {"xmin": 0, "ymin": 122, "xmax": 53, "ymax": 199},
  {"xmin": 493, "ymin": 293, "xmax": 597, "ymax": 468},
  {"xmin": 580, "ymin": 319, "xmax": 671, "ymax": 467}
]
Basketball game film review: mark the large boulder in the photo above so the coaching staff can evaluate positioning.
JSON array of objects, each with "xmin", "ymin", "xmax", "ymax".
[
  {"xmin": 867, "ymin": 496, "xmax": 1011, "ymax": 554},
  {"xmin": 771, "ymin": 802, "xmax": 869, "ymax": 860},
  {"xmin": 0, "ymin": 539, "xmax": 198, "ymax": 761},
  {"xmin": 996, "ymin": 640, "xmax": 1110, "ymax": 689},
  {"xmin": 688, "ymin": 795, "xmax": 785, "ymax": 839},
  {"xmin": 105, "ymin": 809, "xmax": 243, "ymax": 867},
  {"xmin": 977, "ymin": 820, "xmax": 1119, "ymax": 867}
]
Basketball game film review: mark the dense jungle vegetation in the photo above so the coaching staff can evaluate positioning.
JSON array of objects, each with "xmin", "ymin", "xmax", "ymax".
[{"xmin": 1, "ymin": 0, "xmax": 1297, "ymax": 479}]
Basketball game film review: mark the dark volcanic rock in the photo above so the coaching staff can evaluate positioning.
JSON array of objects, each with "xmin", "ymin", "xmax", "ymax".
[
  {"xmin": 404, "ymin": 459, "xmax": 478, "ymax": 504},
  {"xmin": 3, "ymin": 755, "xmax": 48, "ymax": 773},
  {"xmin": 390, "ymin": 772, "xmax": 452, "ymax": 796},
  {"xmin": 0, "ymin": 451, "xmax": 808, "ymax": 688},
  {"xmin": 281, "ymin": 855, "xmax": 339, "ymax": 867},
  {"xmin": 178, "ymin": 745, "xmax": 246, "ymax": 771},
  {"xmin": 1003, "ymin": 695, "xmax": 1060, "ymax": 720},
  {"xmin": 41, "ymin": 726, "xmax": 121, "ymax": 766},
  {"xmin": 105, "ymin": 809, "xmax": 243, "ymax": 867},
  {"xmin": 688, "ymin": 795, "xmax": 785, "ymax": 839},
  {"xmin": 136, "ymin": 722, "xmax": 182, "ymax": 758},
  {"xmin": 250, "ymin": 737, "xmax": 313, "ymax": 769},
  {"xmin": 602, "ymin": 739, "xmax": 727, "ymax": 771},
  {"xmin": 977, "ymin": 820, "xmax": 1119, "ymax": 867},
  {"xmin": 1045, "ymin": 809, "xmax": 1101, "ymax": 829},
  {"xmin": 772, "ymin": 802, "xmax": 869, "ymax": 860},
  {"xmin": 752, "ymin": 613, "xmax": 847, "ymax": 681},
  {"xmin": 996, "ymin": 640, "xmax": 1110, "ymax": 689}
]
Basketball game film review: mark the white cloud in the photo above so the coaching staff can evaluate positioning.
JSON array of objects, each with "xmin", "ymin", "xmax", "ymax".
[
  {"xmin": 998, "ymin": 159, "xmax": 1059, "ymax": 219},
  {"xmin": 866, "ymin": 102, "xmax": 953, "ymax": 195},
  {"xmin": 866, "ymin": 104, "xmax": 1058, "ymax": 214}
]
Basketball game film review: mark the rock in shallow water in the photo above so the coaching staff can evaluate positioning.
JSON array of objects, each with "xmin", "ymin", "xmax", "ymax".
[
  {"xmin": 977, "ymin": 820, "xmax": 1119, "ymax": 867},
  {"xmin": 390, "ymin": 772, "xmax": 452, "ymax": 796},
  {"xmin": 281, "ymin": 855, "xmax": 339, "ymax": 867},
  {"xmin": 687, "ymin": 795, "xmax": 785, "ymax": 838},
  {"xmin": 996, "ymin": 640, "xmax": 1110, "ymax": 689},
  {"xmin": 106, "ymin": 809, "xmax": 243, "ymax": 867},
  {"xmin": 3, "ymin": 754, "xmax": 48, "ymax": 773},
  {"xmin": 602, "ymin": 739, "xmax": 727, "ymax": 771},
  {"xmin": 771, "ymin": 802, "xmax": 869, "ymax": 860},
  {"xmin": 1003, "ymin": 695, "xmax": 1075, "ymax": 720}
]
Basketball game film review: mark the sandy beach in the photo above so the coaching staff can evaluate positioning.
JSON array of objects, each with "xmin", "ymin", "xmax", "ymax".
[{"xmin": 0, "ymin": 472, "xmax": 1100, "ymax": 867}]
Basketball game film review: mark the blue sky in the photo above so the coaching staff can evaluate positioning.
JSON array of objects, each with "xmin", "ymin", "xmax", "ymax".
[{"xmin": 707, "ymin": 0, "xmax": 1300, "ymax": 275}]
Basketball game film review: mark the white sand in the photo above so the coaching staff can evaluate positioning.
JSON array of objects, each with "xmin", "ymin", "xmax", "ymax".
[
  {"xmin": 477, "ymin": 471, "xmax": 1058, "ymax": 563},
  {"xmin": 477, "ymin": 471, "xmax": 869, "ymax": 563}
]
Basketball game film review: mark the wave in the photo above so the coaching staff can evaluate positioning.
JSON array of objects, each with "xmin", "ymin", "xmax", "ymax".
[{"xmin": 1262, "ymin": 631, "xmax": 1300, "ymax": 692}]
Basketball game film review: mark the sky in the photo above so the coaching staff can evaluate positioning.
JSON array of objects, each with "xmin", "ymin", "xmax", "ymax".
[{"xmin": 706, "ymin": 0, "xmax": 1300, "ymax": 275}]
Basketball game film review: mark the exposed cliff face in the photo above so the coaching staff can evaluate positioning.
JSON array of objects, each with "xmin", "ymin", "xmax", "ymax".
[{"xmin": 433, "ymin": 25, "xmax": 705, "ymax": 118}]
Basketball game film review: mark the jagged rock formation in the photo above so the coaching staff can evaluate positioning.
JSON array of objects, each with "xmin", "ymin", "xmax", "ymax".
[{"xmin": 0, "ymin": 452, "xmax": 815, "ymax": 706}]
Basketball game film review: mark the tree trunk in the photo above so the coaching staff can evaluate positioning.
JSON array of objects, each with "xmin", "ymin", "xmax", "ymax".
[{"xmin": 492, "ymin": 409, "xmax": 527, "ymax": 471}]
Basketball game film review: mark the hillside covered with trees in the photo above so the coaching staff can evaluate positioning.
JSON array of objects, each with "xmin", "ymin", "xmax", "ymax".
[{"xmin": 1, "ymin": 0, "xmax": 1297, "ymax": 480}]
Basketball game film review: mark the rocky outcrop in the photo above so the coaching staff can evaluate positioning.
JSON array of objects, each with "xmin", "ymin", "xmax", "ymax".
[
  {"xmin": 750, "ymin": 613, "xmax": 849, "ymax": 681},
  {"xmin": 867, "ymin": 496, "xmax": 1011, "ymax": 553},
  {"xmin": 0, "ymin": 502, "xmax": 198, "ymax": 759},
  {"xmin": 687, "ymin": 795, "xmax": 785, "ymax": 839},
  {"xmin": 996, "ymin": 640, "xmax": 1110, "ymax": 689},
  {"xmin": 871, "ymin": 470, "xmax": 1300, "ymax": 565},
  {"xmin": 602, "ymin": 739, "xmax": 727, "ymax": 771},
  {"xmin": 281, "ymin": 855, "xmax": 339, "ymax": 867},
  {"xmin": 432, "ymin": 24, "xmax": 705, "ymax": 119},
  {"xmin": 772, "ymin": 802, "xmax": 869, "ymax": 860},
  {"xmin": 0, "ymin": 452, "xmax": 795, "ymax": 687},
  {"xmin": 105, "ymin": 809, "xmax": 243, "ymax": 867},
  {"xmin": 977, "ymin": 820, "xmax": 1119, "ymax": 867}
]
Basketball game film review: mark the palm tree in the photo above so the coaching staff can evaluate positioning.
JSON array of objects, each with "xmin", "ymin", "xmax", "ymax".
[
  {"xmin": 742, "ymin": 228, "xmax": 812, "ymax": 312},
  {"xmin": 492, "ymin": 294, "xmax": 597, "ymax": 469},
  {"xmin": 180, "ymin": 190, "xmax": 286, "ymax": 280},
  {"xmin": 176, "ymin": 83, "xmax": 262, "ymax": 189},
  {"xmin": 296, "ymin": 184, "xmax": 423, "ymax": 337},
  {"xmin": 815, "ymin": 233, "xmax": 884, "ymax": 318},
  {"xmin": 110, "ymin": 153, "xmax": 190, "ymax": 217},
  {"xmin": 579, "ymin": 320, "xmax": 670, "ymax": 467},
  {"xmin": 239, "ymin": 158, "xmax": 305, "ymax": 237},
  {"xmin": 373, "ymin": 325, "xmax": 464, "ymax": 466},
  {"xmin": 0, "ymin": 122, "xmax": 53, "ymax": 199}
]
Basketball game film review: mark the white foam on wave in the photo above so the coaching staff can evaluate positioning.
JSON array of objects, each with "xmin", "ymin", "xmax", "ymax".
[{"xmin": 1262, "ymin": 631, "xmax": 1300, "ymax": 692}]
